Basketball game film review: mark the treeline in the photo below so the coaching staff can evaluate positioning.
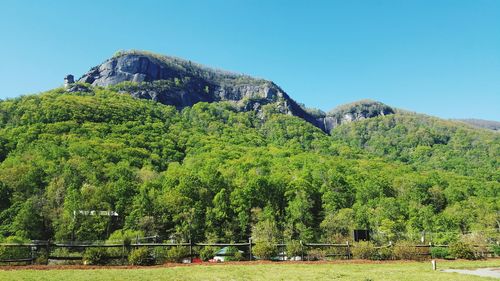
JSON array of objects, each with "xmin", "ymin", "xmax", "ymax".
[{"xmin": 0, "ymin": 88, "xmax": 498, "ymax": 245}]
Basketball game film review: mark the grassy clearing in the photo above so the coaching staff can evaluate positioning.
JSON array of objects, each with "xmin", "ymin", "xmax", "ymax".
[{"xmin": 0, "ymin": 260, "xmax": 499, "ymax": 281}]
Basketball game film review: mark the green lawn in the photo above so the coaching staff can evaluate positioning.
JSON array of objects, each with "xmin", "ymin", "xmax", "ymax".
[{"xmin": 0, "ymin": 260, "xmax": 499, "ymax": 281}]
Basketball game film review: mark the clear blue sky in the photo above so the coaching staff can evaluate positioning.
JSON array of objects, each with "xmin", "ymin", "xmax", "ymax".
[{"xmin": 1, "ymin": 0, "xmax": 499, "ymax": 120}]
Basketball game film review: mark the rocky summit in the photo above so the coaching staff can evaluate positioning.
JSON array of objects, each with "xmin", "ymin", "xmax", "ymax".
[{"xmin": 77, "ymin": 50, "xmax": 394, "ymax": 133}]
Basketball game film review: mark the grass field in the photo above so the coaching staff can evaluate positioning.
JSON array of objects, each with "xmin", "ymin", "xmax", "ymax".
[{"xmin": 0, "ymin": 259, "xmax": 499, "ymax": 281}]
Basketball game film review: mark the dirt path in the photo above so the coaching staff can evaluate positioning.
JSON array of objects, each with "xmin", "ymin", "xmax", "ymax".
[{"xmin": 442, "ymin": 268, "xmax": 500, "ymax": 279}]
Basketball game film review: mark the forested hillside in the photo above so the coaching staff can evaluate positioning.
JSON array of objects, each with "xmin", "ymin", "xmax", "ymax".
[{"xmin": 0, "ymin": 87, "xmax": 498, "ymax": 245}]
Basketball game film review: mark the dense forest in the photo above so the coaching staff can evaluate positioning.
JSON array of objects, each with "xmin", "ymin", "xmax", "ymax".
[{"xmin": 0, "ymin": 86, "xmax": 498, "ymax": 245}]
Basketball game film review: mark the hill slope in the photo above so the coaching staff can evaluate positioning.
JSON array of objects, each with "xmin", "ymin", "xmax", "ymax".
[{"xmin": 0, "ymin": 88, "xmax": 498, "ymax": 244}]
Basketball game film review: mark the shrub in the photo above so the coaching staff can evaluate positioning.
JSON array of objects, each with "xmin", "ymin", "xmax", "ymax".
[
  {"xmin": 352, "ymin": 241, "xmax": 376, "ymax": 260},
  {"xmin": 224, "ymin": 246, "xmax": 244, "ymax": 261},
  {"xmin": 253, "ymin": 241, "xmax": 277, "ymax": 260},
  {"xmin": 307, "ymin": 248, "xmax": 326, "ymax": 261},
  {"xmin": 166, "ymin": 246, "xmax": 189, "ymax": 263},
  {"xmin": 449, "ymin": 241, "xmax": 475, "ymax": 260},
  {"xmin": 0, "ymin": 236, "xmax": 31, "ymax": 262},
  {"xmin": 286, "ymin": 240, "xmax": 302, "ymax": 259},
  {"xmin": 107, "ymin": 229, "xmax": 144, "ymax": 245},
  {"xmin": 199, "ymin": 246, "xmax": 217, "ymax": 261},
  {"xmin": 374, "ymin": 246, "xmax": 394, "ymax": 260},
  {"xmin": 393, "ymin": 241, "xmax": 423, "ymax": 260},
  {"xmin": 152, "ymin": 247, "xmax": 168, "ymax": 264},
  {"xmin": 83, "ymin": 247, "xmax": 109, "ymax": 265},
  {"xmin": 492, "ymin": 245, "xmax": 500, "ymax": 257},
  {"xmin": 431, "ymin": 247, "xmax": 451, "ymax": 259},
  {"xmin": 128, "ymin": 247, "xmax": 154, "ymax": 265},
  {"xmin": 51, "ymin": 248, "xmax": 82, "ymax": 265}
]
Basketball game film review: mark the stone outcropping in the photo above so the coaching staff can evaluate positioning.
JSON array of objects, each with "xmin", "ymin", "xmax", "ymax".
[
  {"xmin": 77, "ymin": 51, "xmax": 395, "ymax": 133},
  {"xmin": 78, "ymin": 51, "xmax": 323, "ymax": 130},
  {"xmin": 322, "ymin": 100, "xmax": 395, "ymax": 132}
]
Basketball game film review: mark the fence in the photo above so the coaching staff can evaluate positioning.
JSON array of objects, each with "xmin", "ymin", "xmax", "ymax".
[{"xmin": 0, "ymin": 240, "xmax": 497, "ymax": 265}]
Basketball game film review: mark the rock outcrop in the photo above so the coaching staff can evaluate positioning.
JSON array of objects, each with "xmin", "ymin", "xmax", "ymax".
[
  {"xmin": 78, "ymin": 51, "xmax": 324, "ymax": 130},
  {"xmin": 322, "ymin": 100, "xmax": 395, "ymax": 132},
  {"xmin": 77, "ymin": 51, "xmax": 395, "ymax": 133}
]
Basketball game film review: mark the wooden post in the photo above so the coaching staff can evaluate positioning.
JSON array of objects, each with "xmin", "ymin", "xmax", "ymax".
[
  {"xmin": 189, "ymin": 239, "xmax": 193, "ymax": 263},
  {"xmin": 121, "ymin": 242, "xmax": 125, "ymax": 265},
  {"xmin": 45, "ymin": 240, "xmax": 50, "ymax": 265},
  {"xmin": 300, "ymin": 240, "xmax": 304, "ymax": 261},
  {"xmin": 431, "ymin": 259, "xmax": 437, "ymax": 270},
  {"xmin": 30, "ymin": 245, "xmax": 35, "ymax": 265},
  {"xmin": 346, "ymin": 241, "xmax": 350, "ymax": 259},
  {"xmin": 248, "ymin": 238, "xmax": 252, "ymax": 261}
]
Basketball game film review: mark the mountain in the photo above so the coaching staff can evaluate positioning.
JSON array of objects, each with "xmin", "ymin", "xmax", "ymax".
[
  {"xmin": 0, "ymin": 50, "xmax": 498, "ymax": 245},
  {"xmin": 76, "ymin": 51, "xmax": 397, "ymax": 133},
  {"xmin": 77, "ymin": 50, "xmax": 325, "ymax": 131},
  {"xmin": 321, "ymin": 100, "xmax": 395, "ymax": 132},
  {"xmin": 454, "ymin": 119, "xmax": 500, "ymax": 132}
]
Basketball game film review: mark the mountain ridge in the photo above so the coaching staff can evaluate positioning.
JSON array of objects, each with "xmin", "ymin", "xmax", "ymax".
[{"xmin": 75, "ymin": 50, "xmax": 399, "ymax": 133}]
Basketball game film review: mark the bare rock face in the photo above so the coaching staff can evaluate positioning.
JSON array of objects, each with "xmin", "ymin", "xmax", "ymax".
[
  {"xmin": 76, "ymin": 51, "xmax": 394, "ymax": 133},
  {"xmin": 322, "ymin": 100, "xmax": 395, "ymax": 131},
  {"xmin": 77, "ymin": 51, "xmax": 323, "ymax": 129}
]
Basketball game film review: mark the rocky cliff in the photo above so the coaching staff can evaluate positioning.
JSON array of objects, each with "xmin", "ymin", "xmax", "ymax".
[
  {"xmin": 78, "ymin": 51, "xmax": 324, "ymax": 130},
  {"xmin": 76, "ymin": 51, "xmax": 395, "ymax": 133},
  {"xmin": 321, "ymin": 100, "xmax": 395, "ymax": 132}
]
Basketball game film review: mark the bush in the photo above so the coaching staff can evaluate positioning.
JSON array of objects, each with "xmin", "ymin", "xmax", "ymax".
[
  {"xmin": 224, "ymin": 246, "xmax": 244, "ymax": 261},
  {"xmin": 199, "ymin": 246, "xmax": 217, "ymax": 261},
  {"xmin": 107, "ymin": 229, "xmax": 144, "ymax": 245},
  {"xmin": 449, "ymin": 241, "xmax": 475, "ymax": 260},
  {"xmin": 51, "ymin": 248, "xmax": 82, "ymax": 265},
  {"xmin": 253, "ymin": 241, "xmax": 277, "ymax": 260},
  {"xmin": 286, "ymin": 240, "xmax": 302, "ymax": 259},
  {"xmin": 128, "ymin": 247, "xmax": 154, "ymax": 265},
  {"xmin": 152, "ymin": 247, "xmax": 168, "ymax": 264},
  {"xmin": 373, "ymin": 246, "xmax": 394, "ymax": 260},
  {"xmin": 83, "ymin": 247, "xmax": 109, "ymax": 265},
  {"xmin": 393, "ymin": 241, "xmax": 423, "ymax": 260},
  {"xmin": 307, "ymin": 248, "xmax": 326, "ymax": 261},
  {"xmin": 431, "ymin": 247, "xmax": 451, "ymax": 259},
  {"xmin": 492, "ymin": 245, "xmax": 500, "ymax": 257},
  {"xmin": 0, "ymin": 236, "xmax": 31, "ymax": 262},
  {"xmin": 352, "ymin": 241, "xmax": 376, "ymax": 260},
  {"xmin": 166, "ymin": 246, "xmax": 189, "ymax": 263}
]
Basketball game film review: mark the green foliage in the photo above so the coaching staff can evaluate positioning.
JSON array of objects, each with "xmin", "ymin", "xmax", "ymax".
[
  {"xmin": 492, "ymin": 245, "xmax": 500, "ymax": 257},
  {"xmin": 107, "ymin": 229, "xmax": 144, "ymax": 245},
  {"xmin": 392, "ymin": 241, "xmax": 424, "ymax": 260},
  {"xmin": 83, "ymin": 247, "xmax": 109, "ymax": 265},
  {"xmin": 128, "ymin": 247, "xmax": 154, "ymax": 265},
  {"xmin": 0, "ymin": 236, "xmax": 30, "ymax": 261},
  {"xmin": 252, "ymin": 242, "xmax": 277, "ymax": 260},
  {"xmin": 352, "ymin": 241, "xmax": 376, "ymax": 260},
  {"xmin": 307, "ymin": 248, "xmax": 326, "ymax": 261},
  {"xmin": 199, "ymin": 246, "xmax": 217, "ymax": 261},
  {"xmin": 449, "ymin": 241, "xmax": 475, "ymax": 260},
  {"xmin": 0, "ymin": 88, "xmax": 497, "ymax": 246},
  {"xmin": 430, "ymin": 247, "xmax": 451, "ymax": 259},
  {"xmin": 375, "ymin": 246, "xmax": 394, "ymax": 260},
  {"xmin": 224, "ymin": 246, "xmax": 244, "ymax": 261},
  {"xmin": 165, "ymin": 246, "xmax": 189, "ymax": 263},
  {"xmin": 286, "ymin": 240, "xmax": 302, "ymax": 258}
]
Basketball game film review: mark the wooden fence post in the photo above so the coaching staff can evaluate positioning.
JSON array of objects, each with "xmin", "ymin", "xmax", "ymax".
[
  {"xmin": 45, "ymin": 240, "xmax": 50, "ymax": 265},
  {"xmin": 346, "ymin": 241, "xmax": 350, "ymax": 259},
  {"xmin": 121, "ymin": 242, "xmax": 125, "ymax": 265},
  {"xmin": 300, "ymin": 240, "xmax": 304, "ymax": 261},
  {"xmin": 189, "ymin": 239, "xmax": 193, "ymax": 263},
  {"xmin": 248, "ymin": 238, "xmax": 252, "ymax": 261}
]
